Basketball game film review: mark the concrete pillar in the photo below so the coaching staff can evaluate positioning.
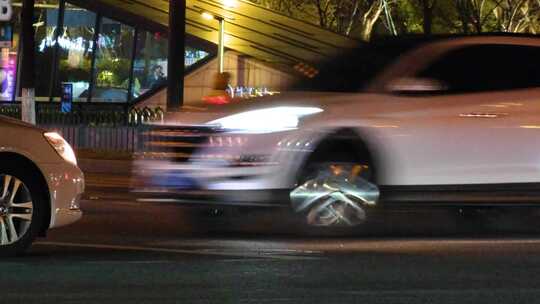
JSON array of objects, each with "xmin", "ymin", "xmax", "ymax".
[
  {"xmin": 167, "ymin": 0, "xmax": 185, "ymax": 112},
  {"xmin": 20, "ymin": 0, "xmax": 35, "ymax": 124}
]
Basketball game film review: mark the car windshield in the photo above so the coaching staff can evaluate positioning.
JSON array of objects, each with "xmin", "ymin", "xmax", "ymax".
[{"xmin": 291, "ymin": 39, "xmax": 420, "ymax": 93}]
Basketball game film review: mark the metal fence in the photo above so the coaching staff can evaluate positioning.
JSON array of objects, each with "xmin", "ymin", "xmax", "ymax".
[
  {"xmin": 0, "ymin": 102, "xmax": 166, "ymax": 153},
  {"xmin": 44, "ymin": 124, "xmax": 150, "ymax": 153},
  {"xmin": 0, "ymin": 102, "xmax": 164, "ymax": 126}
]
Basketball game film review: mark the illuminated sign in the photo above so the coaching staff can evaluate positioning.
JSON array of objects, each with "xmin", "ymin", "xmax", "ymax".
[
  {"xmin": 61, "ymin": 83, "xmax": 73, "ymax": 113},
  {"xmin": 39, "ymin": 36, "xmax": 94, "ymax": 53},
  {"xmin": 0, "ymin": 51, "xmax": 16, "ymax": 101},
  {"xmin": 0, "ymin": 24, "xmax": 12, "ymax": 48},
  {"xmin": 0, "ymin": 0, "xmax": 12, "ymax": 22}
]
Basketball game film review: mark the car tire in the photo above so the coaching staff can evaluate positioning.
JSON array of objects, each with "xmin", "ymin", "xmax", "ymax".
[
  {"xmin": 290, "ymin": 149, "xmax": 380, "ymax": 231},
  {"xmin": 0, "ymin": 161, "xmax": 46, "ymax": 257}
]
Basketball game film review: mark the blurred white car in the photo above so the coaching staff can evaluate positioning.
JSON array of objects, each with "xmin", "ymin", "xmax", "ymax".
[
  {"xmin": 135, "ymin": 35, "xmax": 540, "ymax": 227},
  {"xmin": 0, "ymin": 116, "xmax": 83, "ymax": 256}
]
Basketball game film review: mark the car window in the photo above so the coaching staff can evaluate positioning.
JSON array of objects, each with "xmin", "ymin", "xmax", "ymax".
[
  {"xmin": 291, "ymin": 41, "xmax": 417, "ymax": 93},
  {"xmin": 417, "ymin": 44, "xmax": 540, "ymax": 93}
]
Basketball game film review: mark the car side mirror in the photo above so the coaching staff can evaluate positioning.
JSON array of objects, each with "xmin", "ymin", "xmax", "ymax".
[{"xmin": 386, "ymin": 77, "xmax": 448, "ymax": 94}]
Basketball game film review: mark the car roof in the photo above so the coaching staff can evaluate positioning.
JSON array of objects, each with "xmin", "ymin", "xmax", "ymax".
[
  {"xmin": 369, "ymin": 33, "xmax": 540, "ymax": 50},
  {"xmin": 294, "ymin": 33, "xmax": 540, "ymax": 93}
]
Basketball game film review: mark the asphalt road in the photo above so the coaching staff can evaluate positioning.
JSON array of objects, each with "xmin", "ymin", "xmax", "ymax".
[{"xmin": 4, "ymin": 174, "xmax": 540, "ymax": 303}]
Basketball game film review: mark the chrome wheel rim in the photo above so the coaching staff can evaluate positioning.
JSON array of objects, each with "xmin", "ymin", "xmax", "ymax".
[
  {"xmin": 0, "ymin": 174, "xmax": 33, "ymax": 246},
  {"xmin": 291, "ymin": 163, "xmax": 379, "ymax": 227}
]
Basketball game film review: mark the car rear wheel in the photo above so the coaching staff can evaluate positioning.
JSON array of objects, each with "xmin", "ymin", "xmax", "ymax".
[
  {"xmin": 291, "ymin": 157, "xmax": 380, "ymax": 228},
  {"xmin": 0, "ymin": 165, "xmax": 45, "ymax": 257}
]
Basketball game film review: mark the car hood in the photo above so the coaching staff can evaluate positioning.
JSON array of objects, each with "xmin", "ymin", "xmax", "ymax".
[
  {"xmin": 0, "ymin": 114, "xmax": 44, "ymax": 132},
  {"xmin": 162, "ymin": 92, "xmax": 376, "ymax": 125}
]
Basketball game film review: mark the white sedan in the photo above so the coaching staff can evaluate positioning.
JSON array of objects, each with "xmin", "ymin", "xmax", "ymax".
[
  {"xmin": 135, "ymin": 35, "xmax": 540, "ymax": 227},
  {"xmin": 0, "ymin": 116, "xmax": 84, "ymax": 256}
]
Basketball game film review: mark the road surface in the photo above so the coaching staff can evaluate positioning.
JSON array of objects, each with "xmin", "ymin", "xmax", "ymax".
[{"xmin": 3, "ymin": 173, "xmax": 540, "ymax": 303}]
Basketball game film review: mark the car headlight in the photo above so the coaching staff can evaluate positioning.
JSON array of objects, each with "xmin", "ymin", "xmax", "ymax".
[
  {"xmin": 208, "ymin": 106, "xmax": 323, "ymax": 133},
  {"xmin": 44, "ymin": 132, "xmax": 78, "ymax": 166}
]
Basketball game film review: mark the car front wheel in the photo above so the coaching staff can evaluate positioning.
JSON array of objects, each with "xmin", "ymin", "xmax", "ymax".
[
  {"xmin": 291, "ymin": 158, "xmax": 380, "ymax": 228},
  {"xmin": 0, "ymin": 165, "xmax": 45, "ymax": 256}
]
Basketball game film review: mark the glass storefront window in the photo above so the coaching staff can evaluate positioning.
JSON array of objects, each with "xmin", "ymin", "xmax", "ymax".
[
  {"xmin": 131, "ymin": 31, "xmax": 168, "ymax": 99},
  {"xmin": 91, "ymin": 17, "xmax": 134, "ymax": 103},
  {"xmin": 55, "ymin": 3, "xmax": 96, "ymax": 102},
  {"xmin": 34, "ymin": 0, "xmax": 60, "ymax": 101},
  {"xmin": 185, "ymin": 46, "xmax": 209, "ymax": 67},
  {"xmin": 3, "ymin": 2, "xmax": 213, "ymax": 104},
  {"xmin": 131, "ymin": 31, "xmax": 211, "ymax": 100}
]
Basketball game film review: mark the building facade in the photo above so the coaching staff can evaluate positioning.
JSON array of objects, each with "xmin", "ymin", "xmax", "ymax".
[{"xmin": 1, "ymin": 0, "xmax": 211, "ymax": 104}]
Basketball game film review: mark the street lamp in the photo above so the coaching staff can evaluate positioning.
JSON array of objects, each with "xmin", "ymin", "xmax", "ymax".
[
  {"xmin": 222, "ymin": 0, "xmax": 237, "ymax": 8},
  {"xmin": 201, "ymin": 12, "xmax": 214, "ymax": 20},
  {"xmin": 217, "ymin": 17, "xmax": 225, "ymax": 74},
  {"xmin": 201, "ymin": 12, "xmax": 226, "ymax": 74}
]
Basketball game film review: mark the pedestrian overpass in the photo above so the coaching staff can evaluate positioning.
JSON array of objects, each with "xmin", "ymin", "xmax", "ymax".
[{"xmin": 72, "ymin": 0, "xmax": 359, "ymax": 70}]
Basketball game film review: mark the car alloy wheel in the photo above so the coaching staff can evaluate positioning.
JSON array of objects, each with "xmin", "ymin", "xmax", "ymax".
[
  {"xmin": 0, "ymin": 174, "xmax": 34, "ymax": 246},
  {"xmin": 291, "ymin": 163, "xmax": 379, "ymax": 227}
]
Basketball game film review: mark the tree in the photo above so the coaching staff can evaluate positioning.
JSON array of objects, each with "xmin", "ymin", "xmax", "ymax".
[
  {"xmin": 250, "ymin": 0, "xmax": 306, "ymax": 16},
  {"xmin": 493, "ymin": 0, "xmax": 540, "ymax": 33},
  {"xmin": 249, "ymin": 0, "xmax": 540, "ymax": 38},
  {"xmin": 346, "ymin": 0, "xmax": 385, "ymax": 40},
  {"xmin": 249, "ymin": 0, "xmax": 386, "ymax": 40},
  {"xmin": 452, "ymin": 0, "xmax": 501, "ymax": 33},
  {"xmin": 412, "ymin": 0, "xmax": 437, "ymax": 34}
]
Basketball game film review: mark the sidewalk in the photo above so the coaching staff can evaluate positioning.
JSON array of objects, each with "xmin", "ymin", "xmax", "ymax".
[
  {"xmin": 78, "ymin": 158, "xmax": 133, "ymax": 175},
  {"xmin": 78, "ymin": 158, "xmax": 134, "ymax": 197}
]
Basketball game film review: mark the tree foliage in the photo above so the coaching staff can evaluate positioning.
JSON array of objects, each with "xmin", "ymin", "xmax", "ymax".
[{"xmin": 249, "ymin": 0, "xmax": 540, "ymax": 40}]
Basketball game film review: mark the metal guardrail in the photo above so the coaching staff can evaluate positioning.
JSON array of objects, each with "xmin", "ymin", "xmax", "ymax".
[
  {"xmin": 0, "ymin": 103, "xmax": 20, "ymax": 119},
  {"xmin": 0, "ymin": 102, "xmax": 165, "ymax": 126},
  {"xmin": 46, "ymin": 124, "xmax": 216, "ymax": 155},
  {"xmin": 128, "ymin": 107, "xmax": 165, "ymax": 125},
  {"xmin": 0, "ymin": 102, "xmax": 167, "ymax": 153},
  {"xmin": 45, "ymin": 124, "xmax": 149, "ymax": 153}
]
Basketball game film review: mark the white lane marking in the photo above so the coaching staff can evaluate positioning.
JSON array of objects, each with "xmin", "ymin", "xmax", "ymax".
[
  {"xmin": 86, "ymin": 259, "xmax": 270, "ymax": 264},
  {"xmin": 84, "ymin": 260, "xmax": 175, "ymax": 265},
  {"xmin": 344, "ymin": 238, "xmax": 540, "ymax": 250},
  {"xmin": 219, "ymin": 258, "xmax": 268, "ymax": 262},
  {"xmin": 34, "ymin": 241, "xmax": 321, "ymax": 260},
  {"xmin": 339, "ymin": 288, "xmax": 540, "ymax": 296},
  {"xmin": 135, "ymin": 198, "xmax": 280, "ymax": 207},
  {"xmin": 148, "ymin": 238, "xmax": 540, "ymax": 254},
  {"xmin": 413, "ymin": 239, "xmax": 540, "ymax": 245},
  {"xmin": 263, "ymin": 238, "xmax": 540, "ymax": 253}
]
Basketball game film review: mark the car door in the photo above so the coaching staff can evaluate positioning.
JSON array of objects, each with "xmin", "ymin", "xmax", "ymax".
[{"xmin": 378, "ymin": 42, "xmax": 540, "ymax": 186}]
